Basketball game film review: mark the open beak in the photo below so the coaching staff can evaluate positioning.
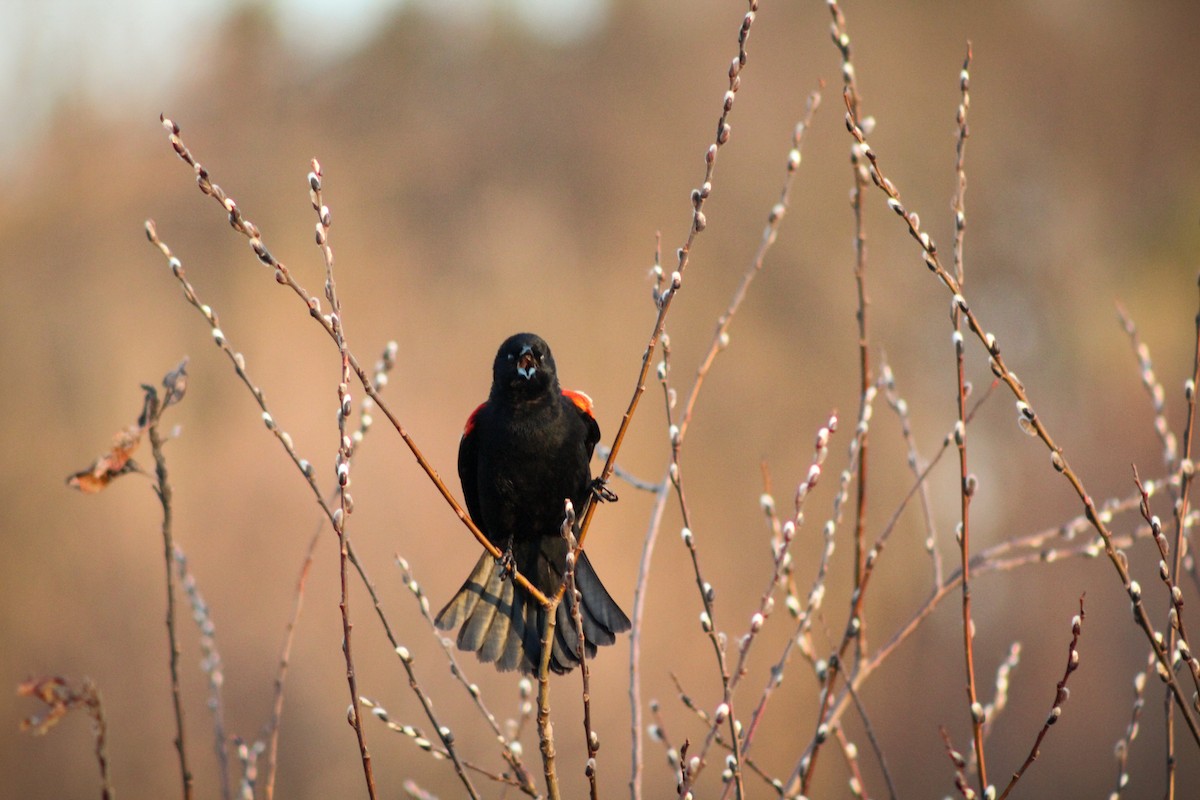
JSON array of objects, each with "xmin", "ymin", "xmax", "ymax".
[{"xmin": 517, "ymin": 348, "xmax": 537, "ymax": 379}]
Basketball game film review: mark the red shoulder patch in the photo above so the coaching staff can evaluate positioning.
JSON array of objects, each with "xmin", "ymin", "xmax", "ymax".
[
  {"xmin": 563, "ymin": 389, "xmax": 594, "ymax": 416},
  {"xmin": 464, "ymin": 402, "xmax": 487, "ymax": 436}
]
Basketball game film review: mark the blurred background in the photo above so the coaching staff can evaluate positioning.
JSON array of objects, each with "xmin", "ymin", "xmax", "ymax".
[{"xmin": 4, "ymin": 0, "xmax": 1200, "ymax": 797}]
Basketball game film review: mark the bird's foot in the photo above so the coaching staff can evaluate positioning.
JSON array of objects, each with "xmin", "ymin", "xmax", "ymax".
[
  {"xmin": 498, "ymin": 545, "xmax": 516, "ymax": 581},
  {"xmin": 589, "ymin": 477, "xmax": 618, "ymax": 504}
]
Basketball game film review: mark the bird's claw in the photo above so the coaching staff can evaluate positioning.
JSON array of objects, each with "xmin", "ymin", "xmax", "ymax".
[
  {"xmin": 590, "ymin": 478, "xmax": 618, "ymax": 504},
  {"xmin": 498, "ymin": 546, "xmax": 516, "ymax": 581}
]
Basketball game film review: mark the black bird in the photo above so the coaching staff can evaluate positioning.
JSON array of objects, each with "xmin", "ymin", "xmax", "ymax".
[{"xmin": 435, "ymin": 333, "xmax": 630, "ymax": 674}]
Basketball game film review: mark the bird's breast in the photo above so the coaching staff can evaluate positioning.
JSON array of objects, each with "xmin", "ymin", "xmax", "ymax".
[{"xmin": 476, "ymin": 405, "xmax": 591, "ymax": 537}]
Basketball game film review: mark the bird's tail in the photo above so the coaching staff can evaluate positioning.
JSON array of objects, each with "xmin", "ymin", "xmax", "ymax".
[{"xmin": 434, "ymin": 551, "xmax": 630, "ymax": 675}]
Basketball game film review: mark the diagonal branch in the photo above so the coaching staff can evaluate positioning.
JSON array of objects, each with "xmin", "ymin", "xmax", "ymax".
[{"xmin": 841, "ymin": 86, "xmax": 1200, "ymax": 747}]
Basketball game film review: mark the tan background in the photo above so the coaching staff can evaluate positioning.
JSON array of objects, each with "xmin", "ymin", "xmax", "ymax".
[{"xmin": 4, "ymin": 1, "xmax": 1200, "ymax": 797}]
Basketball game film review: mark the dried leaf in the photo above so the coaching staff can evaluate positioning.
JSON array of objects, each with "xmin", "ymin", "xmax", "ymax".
[
  {"xmin": 67, "ymin": 425, "xmax": 143, "ymax": 493},
  {"xmin": 162, "ymin": 357, "xmax": 189, "ymax": 408},
  {"xmin": 68, "ymin": 359, "xmax": 188, "ymax": 492},
  {"xmin": 17, "ymin": 676, "xmax": 72, "ymax": 735},
  {"xmin": 137, "ymin": 385, "xmax": 158, "ymax": 429}
]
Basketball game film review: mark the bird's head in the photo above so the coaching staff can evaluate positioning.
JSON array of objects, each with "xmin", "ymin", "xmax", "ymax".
[{"xmin": 491, "ymin": 332, "xmax": 558, "ymax": 401}]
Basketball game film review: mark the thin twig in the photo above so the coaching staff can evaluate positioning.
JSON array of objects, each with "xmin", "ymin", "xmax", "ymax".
[
  {"xmin": 996, "ymin": 597, "xmax": 1085, "ymax": 800},
  {"xmin": 828, "ymin": 0, "xmax": 873, "ymax": 671},
  {"xmin": 879, "ymin": 360, "xmax": 943, "ymax": 587},
  {"xmin": 359, "ymin": 698, "xmax": 527, "ymax": 789},
  {"xmin": 1115, "ymin": 303, "xmax": 1178, "ymax": 468},
  {"xmin": 628, "ymin": 470, "xmax": 671, "ymax": 800},
  {"xmin": 791, "ymin": 391, "xmax": 876, "ymax": 796},
  {"xmin": 1164, "ymin": 275, "xmax": 1200, "ymax": 795},
  {"xmin": 660, "ymin": 345, "xmax": 744, "ymax": 798},
  {"xmin": 309, "ymin": 161, "xmax": 378, "ymax": 799},
  {"xmin": 148, "ymin": 389, "xmax": 195, "ymax": 800},
  {"xmin": 675, "ymin": 87, "xmax": 822, "ymax": 444},
  {"xmin": 778, "ymin": 384, "xmax": 991, "ymax": 793},
  {"xmin": 1134, "ymin": 467, "xmax": 1199, "ymax": 697},
  {"xmin": 667, "ymin": 673, "xmax": 784, "ymax": 792},
  {"xmin": 947, "ymin": 43, "xmax": 987, "ymax": 796},
  {"xmin": 709, "ymin": 413, "xmax": 837, "ymax": 799},
  {"xmin": 833, "ymin": 725, "xmax": 868, "ymax": 800},
  {"xmin": 646, "ymin": 699, "xmax": 683, "ymax": 782},
  {"xmin": 234, "ymin": 738, "xmax": 264, "ymax": 800},
  {"xmin": 677, "ymin": 741, "xmax": 696, "ymax": 799},
  {"xmin": 1110, "ymin": 660, "xmax": 1149, "ymax": 800},
  {"xmin": 537, "ymin": 596, "xmax": 562, "ymax": 800},
  {"xmin": 154, "ymin": 116, "xmax": 547, "ymax": 606},
  {"xmin": 396, "ymin": 556, "xmax": 538, "ymax": 796},
  {"xmin": 841, "ymin": 80, "xmax": 1200, "ymax": 747},
  {"xmin": 630, "ymin": 80, "xmax": 817, "ymax": 788},
  {"xmin": 939, "ymin": 727, "xmax": 973, "ymax": 799},
  {"xmin": 572, "ymin": 0, "xmax": 760, "ymax": 564},
  {"xmin": 18, "ymin": 677, "xmax": 114, "ymax": 800},
  {"xmin": 846, "ymin": 678, "xmax": 896, "ymax": 800},
  {"xmin": 262, "ymin": 522, "xmax": 319, "ymax": 800},
  {"xmin": 562, "ymin": 504, "xmax": 599, "ymax": 800},
  {"xmin": 1173, "ymin": 278, "xmax": 1200, "ymax": 579},
  {"xmin": 646, "ymin": 90, "xmax": 822, "ymax": 796},
  {"xmin": 173, "ymin": 547, "xmax": 231, "ymax": 800},
  {"xmin": 979, "ymin": 642, "xmax": 1021, "ymax": 747},
  {"xmin": 150, "ymin": 151, "xmax": 482, "ymax": 798},
  {"xmin": 264, "ymin": 342, "xmax": 397, "ymax": 800},
  {"xmin": 628, "ymin": 231, "xmax": 669, "ymax": 800},
  {"xmin": 797, "ymin": 486, "xmax": 1184, "ymax": 784}
]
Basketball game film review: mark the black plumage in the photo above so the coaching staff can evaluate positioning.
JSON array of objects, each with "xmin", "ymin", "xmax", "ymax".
[{"xmin": 435, "ymin": 333, "xmax": 630, "ymax": 674}]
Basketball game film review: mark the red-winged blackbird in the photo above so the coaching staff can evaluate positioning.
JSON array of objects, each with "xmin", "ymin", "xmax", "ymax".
[{"xmin": 435, "ymin": 333, "xmax": 631, "ymax": 674}]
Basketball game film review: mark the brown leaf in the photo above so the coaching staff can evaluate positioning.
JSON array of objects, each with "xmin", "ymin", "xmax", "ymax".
[
  {"xmin": 17, "ymin": 676, "xmax": 72, "ymax": 735},
  {"xmin": 17, "ymin": 676, "xmax": 99, "ymax": 736},
  {"xmin": 68, "ymin": 359, "xmax": 188, "ymax": 492},
  {"xmin": 66, "ymin": 425, "xmax": 143, "ymax": 493}
]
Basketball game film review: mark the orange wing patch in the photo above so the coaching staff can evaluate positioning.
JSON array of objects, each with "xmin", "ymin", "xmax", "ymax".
[
  {"xmin": 563, "ymin": 389, "xmax": 594, "ymax": 416},
  {"xmin": 463, "ymin": 402, "xmax": 487, "ymax": 436}
]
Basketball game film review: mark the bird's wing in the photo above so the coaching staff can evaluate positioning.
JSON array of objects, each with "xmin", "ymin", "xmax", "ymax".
[
  {"xmin": 458, "ymin": 402, "xmax": 487, "ymax": 526},
  {"xmin": 562, "ymin": 389, "xmax": 600, "ymax": 458}
]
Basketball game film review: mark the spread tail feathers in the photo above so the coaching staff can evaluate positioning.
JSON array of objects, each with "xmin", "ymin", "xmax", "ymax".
[{"xmin": 435, "ymin": 551, "xmax": 631, "ymax": 674}]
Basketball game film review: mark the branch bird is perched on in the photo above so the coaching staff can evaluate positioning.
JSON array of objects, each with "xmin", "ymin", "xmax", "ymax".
[{"xmin": 435, "ymin": 333, "xmax": 630, "ymax": 674}]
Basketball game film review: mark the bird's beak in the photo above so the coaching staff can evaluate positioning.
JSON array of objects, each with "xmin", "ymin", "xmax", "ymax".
[{"xmin": 517, "ymin": 347, "xmax": 536, "ymax": 379}]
